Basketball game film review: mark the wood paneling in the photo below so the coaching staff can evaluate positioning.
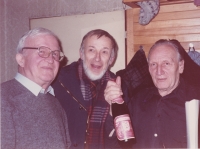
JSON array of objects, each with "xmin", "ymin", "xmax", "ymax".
[
  {"xmin": 126, "ymin": 2, "xmax": 200, "ymax": 64},
  {"xmin": 123, "ymin": 0, "xmax": 194, "ymax": 8},
  {"xmin": 125, "ymin": 9, "xmax": 135, "ymax": 65}
]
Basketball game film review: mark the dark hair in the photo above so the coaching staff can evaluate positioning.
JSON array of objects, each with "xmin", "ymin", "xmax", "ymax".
[
  {"xmin": 79, "ymin": 29, "xmax": 118, "ymax": 59},
  {"xmin": 148, "ymin": 39, "xmax": 184, "ymax": 62}
]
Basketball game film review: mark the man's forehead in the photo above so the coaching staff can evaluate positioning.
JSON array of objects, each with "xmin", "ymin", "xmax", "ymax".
[
  {"xmin": 149, "ymin": 46, "xmax": 178, "ymax": 60},
  {"xmin": 87, "ymin": 45, "xmax": 110, "ymax": 49},
  {"xmin": 85, "ymin": 35, "xmax": 112, "ymax": 46},
  {"xmin": 151, "ymin": 45, "xmax": 176, "ymax": 55},
  {"xmin": 25, "ymin": 34, "xmax": 58, "ymax": 45}
]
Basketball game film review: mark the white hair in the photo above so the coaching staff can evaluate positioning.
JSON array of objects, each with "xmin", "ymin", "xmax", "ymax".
[{"xmin": 16, "ymin": 27, "xmax": 60, "ymax": 53}]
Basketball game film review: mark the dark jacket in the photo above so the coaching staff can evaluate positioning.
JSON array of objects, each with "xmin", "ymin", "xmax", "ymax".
[
  {"xmin": 52, "ymin": 61, "xmax": 119, "ymax": 149},
  {"xmin": 128, "ymin": 78, "xmax": 200, "ymax": 148}
]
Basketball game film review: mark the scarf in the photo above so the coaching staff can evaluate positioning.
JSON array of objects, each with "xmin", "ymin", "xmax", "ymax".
[{"xmin": 78, "ymin": 59, "xmax": 115, "ymax": 149}]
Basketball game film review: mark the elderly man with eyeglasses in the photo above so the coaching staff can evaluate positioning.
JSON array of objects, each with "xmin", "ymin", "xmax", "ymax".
[{"xmin": 1, "ymin": 27, "xmax": 71, "ymax": 149}]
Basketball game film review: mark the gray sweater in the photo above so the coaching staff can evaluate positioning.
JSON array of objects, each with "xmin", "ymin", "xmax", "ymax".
[{"xmin": 1, "ymin": 79, "xmax": 71, "ymax": 149}]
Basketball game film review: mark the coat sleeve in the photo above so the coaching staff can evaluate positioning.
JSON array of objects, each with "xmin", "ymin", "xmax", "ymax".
[
  {"xmin": 61, "ymin": 107, "xmax": 72, "ymax": 148},
  {"xmin": 1, "ymin": 92, "xmax": 16, "ymax": 149}
]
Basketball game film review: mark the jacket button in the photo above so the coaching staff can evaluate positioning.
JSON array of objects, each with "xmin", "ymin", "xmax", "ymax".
[{"xmin": 79, "ymin": 106, "xmax": 83, "ymax": 110}]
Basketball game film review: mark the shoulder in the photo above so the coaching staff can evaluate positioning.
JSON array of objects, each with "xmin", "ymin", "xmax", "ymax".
[
  {"xmin": 1, "ymin": 79, "xmax": 17, "ymax": 88},
  {"xmin": 1, "ymin": 79, "xmax": 26, "ymax": 111},
  {"xmin": 1, "ymin": 79, "xmax": 23, "ymax": 95},
  {"xmin": 52, "ymin": 61, "xmax": 79, "ymax": 85},
  {"xmin": 56, "ymin": 62, "xmax": 78, "ymax": 80},
  {"xmin": 182, "ymin": 79, "xmax": 200, "ymax": 100},
  {"xmin": 130, "ymin": 86, "xmax": 157, "ymax": 104},
  {"xmin": 60, "ymin": 62, "xmax": 78, "ymax": 74}
]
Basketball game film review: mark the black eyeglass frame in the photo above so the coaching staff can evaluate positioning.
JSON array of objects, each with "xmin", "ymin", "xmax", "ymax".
[{"xmin": 22, "ymin": 46, "xmax": 65, "ymax": 61}]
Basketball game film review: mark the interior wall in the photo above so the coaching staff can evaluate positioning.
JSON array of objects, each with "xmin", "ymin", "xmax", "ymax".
[
  {"xmin": 126, "ymin": 3, "xmax": 200, "ymax": 64},
  {"xmin": 1, "ymin": 0, "xmax": 126, "ymax": 83},
  {"xmin": 30, "ymin": 10, "xmax": 125, "ymax": 73}
]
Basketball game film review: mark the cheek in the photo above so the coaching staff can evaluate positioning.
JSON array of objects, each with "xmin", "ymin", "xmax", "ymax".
[
  {"xmin": 149, "ymin": 69, "xmax": 155, "ymax": 77},
  {"xmin": 84, "ymin": 54, "xmax": 93, "ymax": 62},
  {"xmin": 102, "ymin": 55, "xmax": 110, "ymax": 64},
  {"xmin": 103, "ymin": 60, "xmax": 110, "ymax": 68},
  {"xmin": 170, "ymin": 71, "xmax": 178, "ymax": 81},
  {"xmin": 24, "ymin": 56, "xmax": 39, "ymax": 70},
  {"xmin": 53, "ymin": 63, "xmax": 60, "ymax": 74}
]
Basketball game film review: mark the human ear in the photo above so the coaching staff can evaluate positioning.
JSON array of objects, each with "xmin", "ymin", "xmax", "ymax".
[
  {"xmin": 80, "ymin": 48, "xmax": 84, "ymax": 60},
  {"xmin": 108, "ymin": 50, "xmax": 115, "ymax": 65},
  {"xmin": 179, "ymin": 60, "xmax": 184, "ymax": 74},
  {"xmin": 16, "ymin": 53, "xmax": 25, "ymax": 67},
  {"xmin": 109, "ymin": 56, "xmax": 114, "ymax": 65}
]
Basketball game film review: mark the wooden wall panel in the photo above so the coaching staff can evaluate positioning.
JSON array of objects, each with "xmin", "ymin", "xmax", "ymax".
[
  {"xmin": 126, "ymin": 9, "xmax": 135, "ymax": 65},
  {"xmin": 123, "ymin": 0, "xmax": 194, "ymax": 8},
  {"xmin": 126, "ymin": 3, "xmax": 200, "ymax": 64}
]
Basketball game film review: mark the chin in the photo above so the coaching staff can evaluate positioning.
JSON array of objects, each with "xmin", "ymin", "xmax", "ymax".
[
  {"xmin": 83, "ymin": 65, "xmax": 106, "ymax": 81},
  {"xmin": 85, "ymin": 70, "xmax": 105, "ymax": 81},
  {"xmin": 157, "ymin": 84, "xmax": 169, "ymax": 91},
  {"xmin": 40, "ymin": 75, "xmax": 54, "ymax": 82}
]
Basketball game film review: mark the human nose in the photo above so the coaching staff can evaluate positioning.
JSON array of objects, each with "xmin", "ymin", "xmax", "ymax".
[
  {"xmin": 94, "ymin": 52, "xmax": 101, "ymax": 61},
  {"xmin": 45, "ymin": 52, "xmax": 54, "ymax": 63},
  {"xmin": 156, "ymin": 65, "xmax": 164, "ymax": 75}
]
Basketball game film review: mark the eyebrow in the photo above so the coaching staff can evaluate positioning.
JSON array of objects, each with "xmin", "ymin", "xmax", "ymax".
[
  {"xmin": 87, "ymin": 46, "xmax": 95, "ymax": 48},
  {"xmin": 87, "ymin": 46, "xmax": 110, "ymax": 50}
]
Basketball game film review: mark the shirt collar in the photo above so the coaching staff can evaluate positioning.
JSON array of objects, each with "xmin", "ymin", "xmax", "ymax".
[{"xmin": 15, "ymin": 73, "xmax": 55, "ymax": 96}]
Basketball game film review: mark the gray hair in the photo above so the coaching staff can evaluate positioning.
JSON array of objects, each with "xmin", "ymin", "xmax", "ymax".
[
  {"xmin": 148, "ymin": 39, "xmax": 183, "ymax": 62},
  {"xmin": 79, "ymin": 29, "xmax": 118, "ymax": 61},
  {"xmin": 16, "ymin": 27, "xmax": 61, "ymax": 53}
]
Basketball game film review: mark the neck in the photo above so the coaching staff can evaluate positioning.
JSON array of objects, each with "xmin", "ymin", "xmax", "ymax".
[{"xmin": 158, "ymin": 81, "xmax": 180, "ymax": 97}]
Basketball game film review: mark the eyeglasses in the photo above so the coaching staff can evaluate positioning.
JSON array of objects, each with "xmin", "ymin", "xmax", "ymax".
[{"xmin": 22, "ymin": 46, "xmax": 65, "ymax": 61}]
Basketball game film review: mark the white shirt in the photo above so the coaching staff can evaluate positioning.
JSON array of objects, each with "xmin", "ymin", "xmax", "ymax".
[{"xmin": 15, "ymin": 73, "xmax": 55, "ymax": 96}]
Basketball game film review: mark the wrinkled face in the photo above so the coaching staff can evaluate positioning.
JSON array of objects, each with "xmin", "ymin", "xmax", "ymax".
[
  {"xmin": 80, "ymin": 35, "xmax": 114, "ymax": 80},
  {"xmin": 148, "ymin": 45, "xmax": 184, "ymax": 96},
  {"xmin": 16, "ymin": 34, "xmax": 60, "ymax": 89}
]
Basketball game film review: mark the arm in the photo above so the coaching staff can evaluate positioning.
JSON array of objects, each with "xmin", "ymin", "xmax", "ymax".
[
  {"xmin": 104, "ymin": 76, "xmax": 123, "ymax": 105},
  {"xmin": 1, "ymin": 96, "xmax": 16, "ymax": 149},
  {"xmin": 104, "ymin": 76, "xmax": 123, "ymax": 116},
  {"xmin": 61, "ymin": 108, "xmax": 72, "ymax": 149}
]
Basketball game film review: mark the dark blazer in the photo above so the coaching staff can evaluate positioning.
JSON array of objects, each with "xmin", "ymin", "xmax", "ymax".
[{"xmin": 52, "ymin": 62, "xmax": 119, "ymax": 149}]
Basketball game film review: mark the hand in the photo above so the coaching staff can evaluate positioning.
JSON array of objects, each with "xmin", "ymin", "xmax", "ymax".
[{"xmin": 104, "ymin": 76, "xmax": 123, "ymax": 105}]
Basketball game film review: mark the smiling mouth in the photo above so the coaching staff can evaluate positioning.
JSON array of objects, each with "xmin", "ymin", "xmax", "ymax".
[
  {"xmin": 42, "ymin": 66, "xmax": 53, "ymax": 70},
  {"xmin": 157, "ymin": 78, "xmax": 166, "ymax": 81},
  {"xmin": 91, "ymin": 64, "xmax": 101, "ymax": 69}
]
